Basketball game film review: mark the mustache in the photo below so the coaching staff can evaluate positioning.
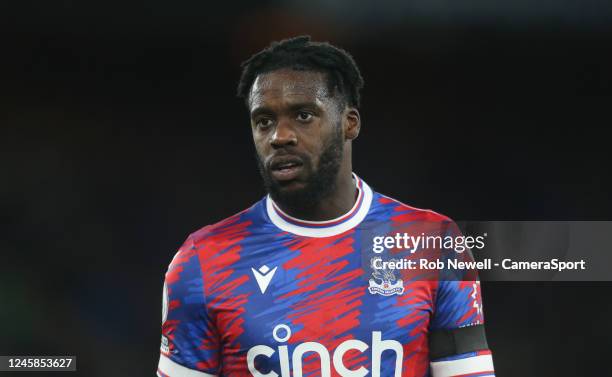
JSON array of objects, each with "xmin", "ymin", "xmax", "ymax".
[{"xmin": 264, "ymin": 150, "xmax": 310, "ymax": 170}]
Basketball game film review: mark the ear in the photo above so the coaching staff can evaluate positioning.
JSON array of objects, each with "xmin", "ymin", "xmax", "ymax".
[{"xmin": 344, "ymin": 107, "xmax": 361, "ymax": 141}]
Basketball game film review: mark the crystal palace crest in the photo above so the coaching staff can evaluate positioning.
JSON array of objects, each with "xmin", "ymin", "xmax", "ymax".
[{"xmin": 368, "ymin": 257, "xmax": 405, "ymax": 296}]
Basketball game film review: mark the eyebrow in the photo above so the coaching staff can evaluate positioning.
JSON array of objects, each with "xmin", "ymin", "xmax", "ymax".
[
  {"xmin": 250, "ymin": 107, "xmax": 272, "ymax": 119},
  {"xmin": 250, "ymin": 101, "xmax": 322, "ymax": 118}
]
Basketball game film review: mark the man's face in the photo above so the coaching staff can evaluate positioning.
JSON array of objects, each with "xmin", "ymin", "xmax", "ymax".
[{"xmin": 249, "ymin": 69, "xmax": 345, "ymax": 209}]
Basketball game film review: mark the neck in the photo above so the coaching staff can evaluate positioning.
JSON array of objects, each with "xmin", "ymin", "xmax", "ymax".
[{"xmin": 273, "ymin": 165, "xmax": 357, "ymax": 222}]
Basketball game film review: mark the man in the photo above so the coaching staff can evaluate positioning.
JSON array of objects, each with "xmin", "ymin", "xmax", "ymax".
[{"xmin": 157, "ymin": 36, "xmax": 494, "ymax": 377}]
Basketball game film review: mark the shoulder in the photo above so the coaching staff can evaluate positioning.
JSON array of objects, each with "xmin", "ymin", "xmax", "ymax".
[
  {"xmin": 167, "ymin": 199, "xmax": 265, "ymax": 272},
  {"xmin": 373, "ymin": 192, "xmax": 454, "ymax": 224},
  {"xmin": 189, "ymin": 198, "xmax": 265, "ymax": 249}
]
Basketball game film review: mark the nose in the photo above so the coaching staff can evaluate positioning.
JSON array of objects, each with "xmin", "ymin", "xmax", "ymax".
[{"xmin": 270, "ymin": 119, "xmax": 297, "ymax": 148}]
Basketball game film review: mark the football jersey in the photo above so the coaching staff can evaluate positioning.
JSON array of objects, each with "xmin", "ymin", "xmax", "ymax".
[{"xmin": 157, "ymin": 174, "xmax": 494, "ymax": 377}]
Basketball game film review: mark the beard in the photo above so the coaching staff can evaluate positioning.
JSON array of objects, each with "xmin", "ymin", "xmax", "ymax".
[{"xmin": 256, "ymin": 125, "xmax": 344, "ymax": 211}]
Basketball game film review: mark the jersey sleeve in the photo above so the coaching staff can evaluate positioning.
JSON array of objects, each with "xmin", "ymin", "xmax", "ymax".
[
  {"xmin": 157, "ymin": 236, "xmax": 220, "ymax": 377},
  {"xmin": 429, "ymin": 221, "xmax": 495, "ymax": 377}
]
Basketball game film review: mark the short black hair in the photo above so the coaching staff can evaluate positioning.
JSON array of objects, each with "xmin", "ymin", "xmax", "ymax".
[{"xmin": 237, "ymin": 35, "xmax": 364, "ymax": 108}]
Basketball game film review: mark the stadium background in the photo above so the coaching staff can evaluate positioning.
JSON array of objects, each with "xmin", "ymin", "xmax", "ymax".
[{"xmin": 2, "ymin": 1, "xmax": 611, "ymax": 376}]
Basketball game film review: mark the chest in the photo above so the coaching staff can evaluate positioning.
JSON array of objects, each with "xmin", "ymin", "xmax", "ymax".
[{"xmin": 205, "ymin": 237, "xmax": 435, "ymax": 352}]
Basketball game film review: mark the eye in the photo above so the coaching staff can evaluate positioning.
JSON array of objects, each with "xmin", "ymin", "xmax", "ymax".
[
  {"xmin": 255, "ymin": 118, "xmax": 274, "ymax": 129},
  {"xmin": 296, "ymin": 111, "xmax": 313, "ymax": 122}
]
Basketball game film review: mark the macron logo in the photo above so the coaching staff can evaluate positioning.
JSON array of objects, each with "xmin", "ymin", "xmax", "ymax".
[{"xmin": 251, "ymin": 265, "xmax": 277, "ymax": 294}]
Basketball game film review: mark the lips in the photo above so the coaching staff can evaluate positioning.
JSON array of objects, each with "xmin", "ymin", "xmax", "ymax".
[{"xmin": 269, "ymin": 156, "xmax": 304, "ymax": 182}]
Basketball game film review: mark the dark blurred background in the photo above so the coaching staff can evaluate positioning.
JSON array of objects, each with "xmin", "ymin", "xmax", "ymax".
[{"xmin": 1, "ymin": 1, "xmax": 611, "ymax": 376}]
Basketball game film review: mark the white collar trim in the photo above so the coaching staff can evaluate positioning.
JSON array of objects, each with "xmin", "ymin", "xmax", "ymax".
[{"xmin": 265, "ymin": 174, "xmax": 373, "ymax": 237}]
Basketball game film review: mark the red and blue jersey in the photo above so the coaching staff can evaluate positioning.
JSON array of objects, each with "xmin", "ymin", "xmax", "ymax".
[{"xmin": 157, "ymin": 175, "xmax": 494, "ymax": 377}]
